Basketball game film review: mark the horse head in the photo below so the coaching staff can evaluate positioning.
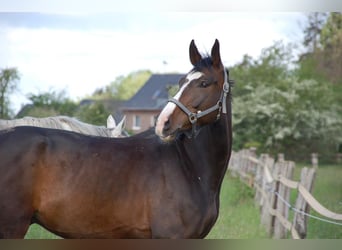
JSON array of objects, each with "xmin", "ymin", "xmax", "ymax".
[{"xmin": 155, "ymin": 39, "xmax": 231, "ymax": 142}]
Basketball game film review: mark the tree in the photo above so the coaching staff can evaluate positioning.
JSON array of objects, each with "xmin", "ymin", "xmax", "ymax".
[
  {"xmin": 74, "ymin": 102, "xmax": 110, "ymax": 125},
  {"xmin": 302, "ymin": 12, "xmax": 327, "ymax": 52},
  {"xmin": 18, "ymin": 89, "xmax": 110, "ymax": 126},
  {"xmin": 297, "ymin": 12, "xmax": 342, "ymax": 84},
  {"xmin": 230, "ymin": 39, "xmax": 342, "ymax": 163},
  {"xmin": 0, "ymin": 67, "xmax": 20, "ymax": 118},
  {"xmin": 320, "ymin": 12, "xmax": 342, "ymax": 49},
  {"xmin": 318, "ymin": 12, "xmax": 342, "ymax": 84},
  {"xmin": 232, "ymin": 79, "xmax": 342, "ymax": 162},
  {"xmin": 18, "ymin": 89, "xmax": 78, "ymax": 118},
  {"xmin": 92, "ymin": 70, "xmax": 152, "ymax": 100},
  {"xmin": 231, "ymin": 41, "xmax": 295, "ymax": 96}
]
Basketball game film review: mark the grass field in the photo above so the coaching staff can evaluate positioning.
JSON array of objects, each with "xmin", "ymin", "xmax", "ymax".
[
  {"xmin": 206, "ymin": 175, "xmax": 269, "ymax": 239},
  {"xmin": 208, "ymin": 164, "xmax": 341, "ymax": 239},
  {"xmin": 25, "ymin": 224, "xmax": 60, "ymax": 239},
  {"xmin": 25, "ymin": 164, "xmax": 341, "ymax": 239}
]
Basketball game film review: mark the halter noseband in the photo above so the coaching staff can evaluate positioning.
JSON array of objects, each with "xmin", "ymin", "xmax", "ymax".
[{"xmin": 168, "ymin": 69, "xmax": 230, "ymax": 138}]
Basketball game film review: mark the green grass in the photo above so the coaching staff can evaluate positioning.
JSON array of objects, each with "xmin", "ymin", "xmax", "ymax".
[
  {"xmin": 25, "ymin": 164, "xmax": 341, "ymax": 239},
  {"xmin": 206, "ymin": 175, "xmax": 269, "ymax": 239},
  {"xmin": 25, "ymin": 224, "xmax": 60, "ymax": 239}
]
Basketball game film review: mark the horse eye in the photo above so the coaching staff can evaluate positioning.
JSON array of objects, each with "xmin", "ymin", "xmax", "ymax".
[{"xmin": 199, "ymin": 80, "xmax": 210, "ymax": 88}]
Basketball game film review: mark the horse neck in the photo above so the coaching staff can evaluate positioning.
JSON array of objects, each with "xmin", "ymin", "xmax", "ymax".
[{"xmin": 180, "ymin": 101, "xmax": 232, "ymax": 194}]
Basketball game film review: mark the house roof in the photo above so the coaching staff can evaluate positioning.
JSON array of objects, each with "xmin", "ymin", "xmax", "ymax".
[{"xmin": 121, "ymin": 73, "xmax": 184, "ymax": 111}]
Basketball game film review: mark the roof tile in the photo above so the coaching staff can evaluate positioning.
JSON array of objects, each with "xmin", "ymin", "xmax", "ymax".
[{"xmin": 121, "ymin": 73, "xmax": 184, "ymax": 110}]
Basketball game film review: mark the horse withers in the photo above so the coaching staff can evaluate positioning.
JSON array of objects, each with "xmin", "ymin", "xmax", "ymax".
[{"xmin": 0, "ymin": 39, "xmax": 233, "ymax": 238}]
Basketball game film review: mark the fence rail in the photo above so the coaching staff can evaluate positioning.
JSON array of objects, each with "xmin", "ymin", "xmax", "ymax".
[{"xmin": 228, "ymin": 149, "xmax": 342, "ymax": 239}]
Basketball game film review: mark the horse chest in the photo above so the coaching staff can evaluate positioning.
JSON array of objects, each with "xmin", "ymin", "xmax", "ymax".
[
  {"xmin": 185, "ymin": 198, "xmax": 219, "ymax": 238},
  {"xmin": 149, "ymin": 177, "xmax": 219, "ymax": 238}
]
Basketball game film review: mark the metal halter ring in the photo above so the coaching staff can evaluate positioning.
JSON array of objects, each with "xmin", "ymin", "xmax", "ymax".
[
  {"xmin": 189, "ymin": 113, "xmax": 198, "ymax": 124},
  {"xmin": 223, "ymin": 81, "xmax": 230, "ymax": 93}
]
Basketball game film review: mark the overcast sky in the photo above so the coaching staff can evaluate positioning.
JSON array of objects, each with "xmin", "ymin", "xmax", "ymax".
[{"xmin": 0, "ymin": 11, "xmax": 307, "ymax": 113}]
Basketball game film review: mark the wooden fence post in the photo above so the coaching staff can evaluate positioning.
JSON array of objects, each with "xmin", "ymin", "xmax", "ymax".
[
  {"xmin": 254, "ymin": 154, "xmax": 267, "ymax": 207},
  {"xmin": 293, "ymin": 167, "xmax": 316, "ymax": 239},
  {"xmin": 311, "ymin": 153, "xmax": 318, "ymax": 169},
  {"xmin": 267, "ymin": 161, "xmax": 283, "ymax": 237},
  {"xmin": 239, "ymin": 149, "xmax": 246, "ymax": 182},
  {"xmin": 229, "ymin": 151, "xmax": 238, "ymax": 177},
  {"xmin": 260, "ymin": 155, "xmax": 276, "ymax": 236},
  {"xmin": 273, "ymin": 161, "xmax": 295, "ymax": 239},
  {"xmin": 336, "ymin": 153, "xmax": 342, "ymax": 164},
  {"xmin": 256, "ymin": 154, "xmax": 273, "ymax": 208},
  {"xmin": 248, "ymin": 147, "xmax": 257, "ymax": 186},
  {"xmin": 278, "ymin": 153, "xmax": 285, "ymax": 162}
]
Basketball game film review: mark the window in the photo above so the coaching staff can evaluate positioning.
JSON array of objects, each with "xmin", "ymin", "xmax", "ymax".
[{"xmin": 133, "ymin": 115, "xmax": 141, "ymax": 130}]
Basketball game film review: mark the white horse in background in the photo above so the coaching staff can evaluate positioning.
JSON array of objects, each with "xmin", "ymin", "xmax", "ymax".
[{"xmin": 0, "ymin": 115, "xmax": 126, "ymax": 137}]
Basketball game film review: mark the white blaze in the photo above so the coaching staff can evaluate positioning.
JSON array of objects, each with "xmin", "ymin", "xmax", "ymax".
[{"xmin": 155, "ymin": 71, "xmax": 203, "ymax": 137}]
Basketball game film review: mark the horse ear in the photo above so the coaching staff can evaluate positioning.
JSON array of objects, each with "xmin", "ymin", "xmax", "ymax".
[
  {"xmin": 211, "ymin": 39, "xmax": 222, "ymax": 69},
  {"xmin": 111, "ymin": 116, "xmax": 126, "ymax": 137},
  {"xmin": 189, "ymin": 40, "xmax": 202, "ymax": 66},
  {"xmin": 107, "ymin": 115, "xmax": 116, "ymax": 129}
]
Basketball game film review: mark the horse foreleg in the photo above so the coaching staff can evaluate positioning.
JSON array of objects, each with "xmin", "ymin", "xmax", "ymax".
[{"xmin": 0, "ymin": 207, "xmax": 32, "ymax": 239}]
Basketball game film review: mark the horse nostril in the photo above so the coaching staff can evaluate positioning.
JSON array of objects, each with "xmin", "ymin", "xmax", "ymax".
[{"xmin": 163, "ymin": 119, "xmax": 171, "ymax": 133}]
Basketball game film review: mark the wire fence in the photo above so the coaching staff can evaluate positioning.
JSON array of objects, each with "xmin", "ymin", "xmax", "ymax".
[
  {"xmin": 272, "ymin": 189, "xmax": 342, "ymax": 227},
  {"xmin": 228, "ymin": 148, "xmax": 342, "ymax": 239}
]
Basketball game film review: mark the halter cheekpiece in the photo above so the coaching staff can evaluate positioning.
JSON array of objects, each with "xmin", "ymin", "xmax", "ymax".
[{"xmin": 168, "ymin": 69, "xmax": 231, "ymax": 138}]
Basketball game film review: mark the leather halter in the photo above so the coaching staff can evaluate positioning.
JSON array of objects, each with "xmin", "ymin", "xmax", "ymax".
[{"xmin": 168, "ymin": 69, "xmax": 230, "ymax": 138}]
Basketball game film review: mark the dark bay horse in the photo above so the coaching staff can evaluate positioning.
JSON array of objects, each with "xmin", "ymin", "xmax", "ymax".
[{"xmin": 0, "ymin": 39, "xmax": 233, "ymax": 238}]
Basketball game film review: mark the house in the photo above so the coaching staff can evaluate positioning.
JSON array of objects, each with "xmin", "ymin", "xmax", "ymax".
[{"xmin": 121, "ymin": 73, "xmax": 184, "ymax": 134}]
